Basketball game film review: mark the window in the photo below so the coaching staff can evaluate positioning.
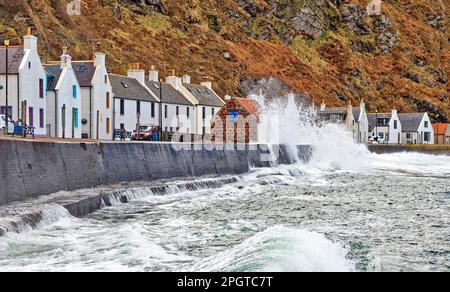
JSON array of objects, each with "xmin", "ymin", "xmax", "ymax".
[
  {"xmin": 176, "ymin": 106, "xmax": 179, "ymax": 117},
  {"xmin": 120, "ymin": 99, "xmax": 125, "ymax": 115},
  {"xmin": 72, "ymin": 85, "xmax": 77, "ymax": 98},
  {"xmin": 170, "ymin": 127, "xmax": 173, "ymax": 133},
  {"xmin": 104, "ymin": 75, "xmax": 108, "ymax": 84},
  {"xmin": 379, "ymin": 132, "xmax": 384, "ymax": 139},
  {"xmin": 394, "ymin": 120, "xmax": 398, "ymax": 130},
  {"xmin": 106, "ymin": 92, "xmax": 110, "ymax": 109},
  {"xmin": 73, "ymin": 108, "xmax": 79, "ymax": 128},
  {"xmin": 202, "ymin": 107, "xmax": 206, "ymax": 120},
  {"xmin": 406, "ymin": 133, "xmax": 411, "ymax": 139},
  {"xmin": 212, "ymin": 108, "xmax": 215, "ymax": 116},
  {"xmin": 121, "ymin": 82, "xmax": 129, "ymax": 88},
  {"xmin": 424, "ymin": 132, "xmax": 431, "ymax": 142},
  {"xmin": 39, "ymin": 79, "xmax": 44, "ymax": 98},
  {"xmin": 77, "ymin": 65, "xmax": 87, "ymax": 72},
  {"xmin": 202, "ymin": 126, "xmax": 206, "ymax": 136},
  {"xmin": 164, "ymin": 105, "xmax": 168, "ymax": 119},
  {"xmin": 136, "ymin": 101, "xmax": 141, "ymax": 115},
  {"xmin": 39, "ymin": 109, "xmax": 44, "ymax": 128},
  {"xmin": 28, "ymin": 62, "xmax": 31, "ymax": 69},
  {"xmin": 106, "ymin": 118, "xmax": 110, "ymax": 134},
  {"xmin": 28, "ymin": 107, "xmax": 34, "ymax": 127},
  {"xmin": 187, "ymin": 107, "xmax": 190, "ymax": 118},
  {"xmin": 424, "ymin": 121, "xmax": 429, "ymax": 128},
  {"xmin": 165, "ymin": 127, "xmax": 168, "ymax": 132},
  {"xmin": 151, "ymin": 103, "xmax": 155, "ymax": 118},
  {"xmin": 120, "ymin": 123, "xmax": 125, "ymax": 130}
]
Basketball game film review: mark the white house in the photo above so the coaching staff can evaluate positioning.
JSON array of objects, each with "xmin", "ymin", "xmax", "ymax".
[
  {"xmin": 368, "ymin": 109, "xmax": 402, "ymax": 144},
  {"xmin": 72, "ymin": 45, "xmax": 113, "ymax": 140},
  {"xmin": 143, "ymin": 67, "xmax": 196, "ymax": 135},
  {"xmin": 153, "ymin": 69, "xmax": 225, "ymax": 136},
  {"xmin": 0, "ymin": 28, "xmax": 47, "ymax": 135},
  {"xmin": 398, "ymin": 113, "xmax": 434, "ymax": 145},
  {"xmin": 352, "ymin": 101, "xmax": 369, "ymax": 143},
  {"xmin": 183, "ymin": 78, "xmax": 225, "ymax": 136},
  {"xmin": 109, "ymin": 69, "xmax": 160, "ymax": 134},
  {"xmin": 44, "ymin": 48, "xmax": 82, "ymax": 139}
]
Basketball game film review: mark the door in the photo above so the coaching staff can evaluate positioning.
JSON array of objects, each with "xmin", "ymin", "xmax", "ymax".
[{"xmin": 62, "ymin": 105, "xmax": 66, "ymax": 138}]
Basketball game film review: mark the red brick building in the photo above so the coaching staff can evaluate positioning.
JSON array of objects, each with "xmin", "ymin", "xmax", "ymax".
[{"xmin": 211, "ymin": 97, "xmax": 261, "ymax": 144}]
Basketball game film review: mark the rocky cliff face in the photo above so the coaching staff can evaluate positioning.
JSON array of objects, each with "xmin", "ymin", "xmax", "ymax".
[{"xmin": 0, "ymin": 0, "xmax": 448, "ymax": 121}]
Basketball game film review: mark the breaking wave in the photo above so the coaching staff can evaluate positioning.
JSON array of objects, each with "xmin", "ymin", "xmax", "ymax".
[{"xmin": 192, "ymin": 226, "xmax": 354, "ymax": 272}]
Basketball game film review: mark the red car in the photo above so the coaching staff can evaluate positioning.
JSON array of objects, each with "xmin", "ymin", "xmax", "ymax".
[{"xmin": 131, "ymin": 125, "xmax": 157, "ymax": 141}]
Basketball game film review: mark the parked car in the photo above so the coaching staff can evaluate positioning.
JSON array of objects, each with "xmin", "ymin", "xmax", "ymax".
[
  {"xmin": 131, "ymin": 125, "xmax": 158, "ymax": 141},
  {"xmin": 0, "ymin": 114, "xmax": 15, "ymax": 134}
]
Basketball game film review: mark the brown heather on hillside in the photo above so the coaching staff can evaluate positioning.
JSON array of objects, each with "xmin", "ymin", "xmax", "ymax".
[{"xmin": 0, "ymin": 0, "xmax": 448, "ymax": 122}]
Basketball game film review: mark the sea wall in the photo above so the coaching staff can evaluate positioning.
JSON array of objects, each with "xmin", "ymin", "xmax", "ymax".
[
  {"xmin": 0, "ymin": 140, "xmax": 311, "ymax": 206},
  {"xmin": 367, "ymin": 144, "xmax": 450, "ymax": 156}
]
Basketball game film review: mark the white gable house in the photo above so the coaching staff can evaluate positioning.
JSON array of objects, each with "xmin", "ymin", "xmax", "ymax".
[
  {"xmin": 0, "ymin": 29, "xmax": 47, "ymax": 135},
  {"xmin": 398, "ymin": 113, "xmax": 434, "ymax": 145},
  {"xmin": 352, "ymin": 101, "xmax": 369, "ymax": 143},
  {"xmin": 145, "ymin": 72, "xmax": 194, "ymax": 135},
  {"xmin": 73, "ymin": 46, "xmax": 113, "ymax": 140},
  {"xmin": 368, "ymin": 109, "xmax": 402, "ymax": 144},
  {"xmin": 45, "ymin": 48, "xmax": 82, "ymax": 139},
  {"xmin": 110, "ymin": 70, "xmax": 160, "ymax": 134}
]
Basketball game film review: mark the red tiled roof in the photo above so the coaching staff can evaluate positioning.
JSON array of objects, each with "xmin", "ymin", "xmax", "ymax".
[
  {"xmin": 432, "ymin": 123, "xmax": 449, "ymax": 135},
  {"xmin": 235, "ymin": 98, "xmax": 260, "ymax": 119}
]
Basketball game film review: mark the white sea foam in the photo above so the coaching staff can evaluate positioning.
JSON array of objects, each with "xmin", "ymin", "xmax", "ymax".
[{"xmin": 192, "ymin": 226, "xmax": 354, "ymax": 272}]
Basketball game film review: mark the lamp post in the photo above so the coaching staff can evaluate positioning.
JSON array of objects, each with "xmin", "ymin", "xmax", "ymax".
[
  {"xmin": 4, "ymin": 39, "xmax": 10, "ymax": 134},
  {"xmin": 159, "ymin": 77, "xmax": 163, "ymax": 142},
  {"xmin": 375, "ymin": 109, "xmax": 378, "ymax": 142}
]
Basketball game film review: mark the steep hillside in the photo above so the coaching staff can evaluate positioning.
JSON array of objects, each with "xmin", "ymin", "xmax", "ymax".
[{"xmin": 0, "ymin": 0, "xmax": 448, "ymax": 121}]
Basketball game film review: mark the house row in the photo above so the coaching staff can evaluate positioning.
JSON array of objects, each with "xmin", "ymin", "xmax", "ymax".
[
  {"xmin": 0, "ymin": 30, "xmax": 224, "ymax": 140},
  {"xmin": 318, "ymin": 101, "xmax": 436, "ymax": 145}
]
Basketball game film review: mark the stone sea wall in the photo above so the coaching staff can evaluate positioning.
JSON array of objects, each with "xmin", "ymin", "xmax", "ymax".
[{"xmin": 0, "ymin": 140, "xmax": 312, "ymax": 206}]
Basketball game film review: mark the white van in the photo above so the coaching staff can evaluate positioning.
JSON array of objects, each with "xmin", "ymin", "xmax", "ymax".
[{"xmin": 0, "ymin": 114, "xmax": 15, "ymax": 134}]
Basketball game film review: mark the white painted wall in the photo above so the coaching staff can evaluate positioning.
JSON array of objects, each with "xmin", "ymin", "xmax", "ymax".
[
  {"xmin": 49, "ymin": 66, "xmax": 82, "ymax": 138},
  {"xmin": 417, "ymin": 113, "xmax": 434, "ymax": 145},
  {"xmin": 388, "ymin": 110, "xmax": 402, "ymax": 144},
  {"xmin": 195, "ymin": 105, "xmax": 221, "ymax": 135},
  {"xmin": 162, "ymin": 103, "xmax": 194, "ymax": 134},
  {"xmin": 114, "ymin": 98, "xmax": 159, "ymax": 133}
]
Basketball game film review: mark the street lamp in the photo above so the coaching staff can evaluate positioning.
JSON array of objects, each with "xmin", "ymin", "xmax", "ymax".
[
  {"xmin": 4, "ymin": 39, "xmax": 10, "ymax": 134},
  {"xmin": 159, "ymin": 77, "xmax": 163, "ymax": 142},
  {"xmin": 375, "ymin": 109, "xmax": 378, "ymax": 142}
]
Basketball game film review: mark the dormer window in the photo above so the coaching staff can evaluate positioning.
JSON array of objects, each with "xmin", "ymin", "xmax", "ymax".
[
  {"xmin": 424, "ymin": 121, "xmax": 429, "ymax": 128},
  {"xmin": 76, "ymin": 65, "xmax": 87, "ymax": 72}
]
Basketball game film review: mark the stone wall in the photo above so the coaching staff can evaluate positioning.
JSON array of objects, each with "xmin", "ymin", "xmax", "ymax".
[
  {"xmin": 367, "ymin": 144, "xmax": 450, "ymax": 156},
  {"xmin": 0, "ymin": 140, "xmax": 311, "ymax": 206}
]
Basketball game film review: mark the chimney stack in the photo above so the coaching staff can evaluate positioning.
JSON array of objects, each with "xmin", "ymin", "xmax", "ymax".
[
  {"xmin": 149, "ymin": 65, "xmax": 159, "ymax": 82},
  {"xmin": 320, "ymin": 100, "xmax": 326, "ymax": 111},
  {"xmin": 201, "ymin": 76, "xmax": 212, "ymax": 90},
  {"xmin": 127, "ymin": 63, "xmax": 145, "ymax": 85},
  {"xmin": 24, "ymin": 27, "xmax": 37, "ymax": 51},
  {"xmin": 60, "ymin": 46, "xmax": 72, "ymax": 69},
  {"xmin": 182, "ymin": 74, "xmax": 191, "ymax": 84},
  {"xmin": 94, "ymin": 42, "xmax": 105, "ymax": 68}
]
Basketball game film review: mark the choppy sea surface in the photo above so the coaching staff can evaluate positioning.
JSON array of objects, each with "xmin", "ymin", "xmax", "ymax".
[{"xmin": 0, "ymin": 150, "xmax": 448, "ymax": 272}]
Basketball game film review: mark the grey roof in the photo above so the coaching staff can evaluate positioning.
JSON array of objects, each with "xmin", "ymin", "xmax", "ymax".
[
  {"xmin": 145, "ymin": 81, "xmax": 193, "ymax": 106},
  {"xmin": 352, "ymin": 108, "xmax": 361, "ymax": 122},
  {"xmin": 367, "ymin": 113, "xmax": 391, "ymax": 130},
  {"xmin": 72, "ymin": 61, "xmax": 95, "ymax": 87},
  {"xmin": 0, "ymin": 47, "xmax": 25, "ymax": 74},
  {"xmin": 398, "ymin": 113, "xmax": 425, "ymax": 132},
  {"xmin": 319, "ymin": 107, "xmax": 347, "ymax": 115},
  {"xmin": 183, "ymin": 83, "xmax": 225, "ymax": 107},
  {"xmin": 44, "ymin": 65, "xmax": 62, "ymax": 91},
  {"xmin": 110, "ymin": 74, "xmax": 158, "ymax": 102}
]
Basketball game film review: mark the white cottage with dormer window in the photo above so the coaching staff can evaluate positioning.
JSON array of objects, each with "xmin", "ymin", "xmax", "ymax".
[
  {"xmin": 0, "ymin": 28, "xmax": 47, "ymax": 135},
  {"xmin": 44, "ymin": 48, "xmax": 82, "ymax": 139}
]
